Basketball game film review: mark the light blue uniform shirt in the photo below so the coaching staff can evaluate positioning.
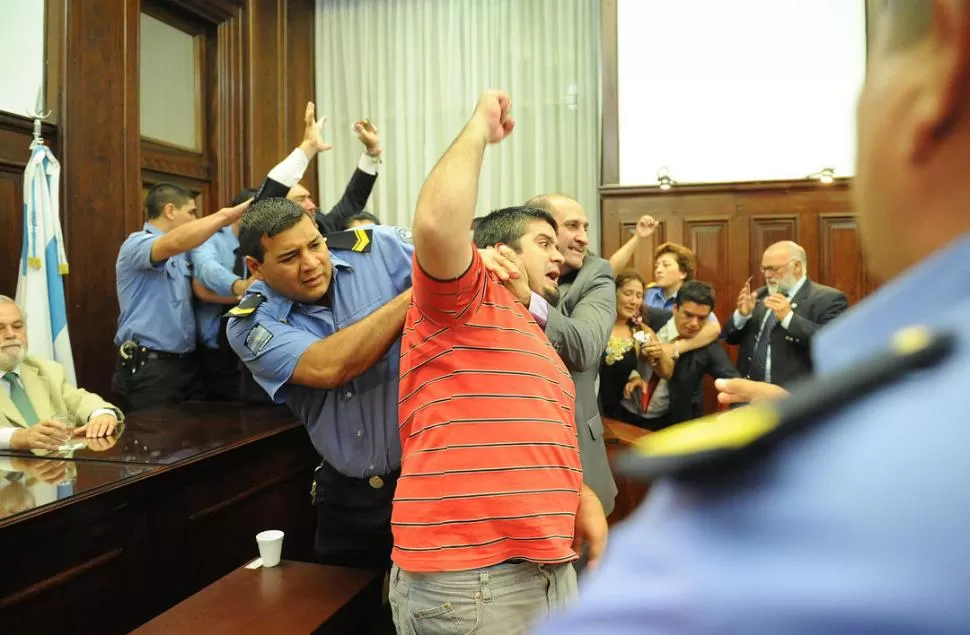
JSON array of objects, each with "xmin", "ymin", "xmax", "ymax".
[
  {"xmin": 226, "ymin": 226, "xmax": 414, "ymax": 478},
  {"xmin": 645, "ymin": 285, "xmax": 718, "ymax": 323},
  {"xmin": 114, "ymin": 223, "xmax": 197, "ymax": 353},
  {"xmin": 190, "ymin": 227, "xmax": 242, "ymax": 349},
  {"xmin": 644, "ymin": 285, "xmax": 678, "ymax": 311},
  {"xmin": 539, "ymin": 231, "xmax": 970, "ymax": 634}
]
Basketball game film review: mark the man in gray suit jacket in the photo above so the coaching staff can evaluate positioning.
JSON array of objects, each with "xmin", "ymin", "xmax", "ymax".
[{"xmin": 525, "ymin": 194, "xmax": 618, "ymax": 516}]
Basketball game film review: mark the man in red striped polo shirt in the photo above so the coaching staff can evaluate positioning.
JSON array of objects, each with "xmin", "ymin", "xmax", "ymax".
[{"xmin": 388, "ymin": 91, "xmax": 608, "ymax": 635}]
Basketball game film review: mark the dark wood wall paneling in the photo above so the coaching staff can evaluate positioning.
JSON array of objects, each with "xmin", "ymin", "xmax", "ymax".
[
  {"xmin": 245, "ymin": 0, "xmax": 318, "ymax": 194},
  {"xmin": 0, "ymin": 0, "xmax": 318, "ymax": 397},
  {"xmin": 0, "ymin": 116, "xmax": 59, "ymax": 303},
  {"xmin": 601, "ymin": 180, "xmax": 876, "ymax": 313}
]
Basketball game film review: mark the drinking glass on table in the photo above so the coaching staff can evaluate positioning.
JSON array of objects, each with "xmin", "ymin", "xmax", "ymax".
[{"xmin": 52, "ymin": 414, "xmax": 85, "ymax": 452}]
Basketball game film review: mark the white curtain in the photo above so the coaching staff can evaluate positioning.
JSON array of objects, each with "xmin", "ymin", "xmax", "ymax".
[{"xmin": 315, "ymin": 0, "xmax": 602, "ymax": 248}]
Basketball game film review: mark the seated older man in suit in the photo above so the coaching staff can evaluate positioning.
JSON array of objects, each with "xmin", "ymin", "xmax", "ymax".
[
  {"xmin": 0, "ymin": 296, "xmax": 121, "ymax": 451},
  {"xmin": 724, "ymin": 241, "xmax": 848, "ymax": 386}
]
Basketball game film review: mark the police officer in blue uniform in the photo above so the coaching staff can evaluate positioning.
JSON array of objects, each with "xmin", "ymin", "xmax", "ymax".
[
  {"xmin": 189, "ymin": 187, "xmax": 270, "ymax": 402},
  {"xmin": 191, "ymin": 104, "xmax": 382, "ymax": 402},
  {"xmin": 537, "ymin": 1, "xmax": 970, "ymax": 633},
  {"xmin": 112, "ymin": 183, "xmax": 249, "ymax": 412},
  {"xmin": 226, "ymin": 197, "xmax": 413, "ymax": 573}
]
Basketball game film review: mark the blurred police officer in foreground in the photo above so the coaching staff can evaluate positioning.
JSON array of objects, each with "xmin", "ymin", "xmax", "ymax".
[{"xmin": 538, "ymin": 1, "xmax": 970, "ymax": 633}]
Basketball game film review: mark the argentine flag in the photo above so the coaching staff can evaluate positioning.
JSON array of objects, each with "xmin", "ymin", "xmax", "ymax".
[{"xmin": 15, "ymin": 143, "xmax": 75, "ymax": 385}]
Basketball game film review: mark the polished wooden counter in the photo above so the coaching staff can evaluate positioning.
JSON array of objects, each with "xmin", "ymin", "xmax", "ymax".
[
  {"xmin": 133, "ymin": 561, "xmax": 380, "ymax": 635},
  {"xmin": 66, "ymin": 402, "xmax": 306, "ymax": 465},
  {"xmin": 0, "ymin": 403, "xmax": 319, "ymax": 634}
]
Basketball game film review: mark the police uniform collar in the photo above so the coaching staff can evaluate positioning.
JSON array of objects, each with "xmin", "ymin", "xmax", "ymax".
[
  {"xmin": 330, "ymin": 251, "xmax": 353, "ymax": 272},
  {"xmin": 245, "ymin": 279, "xmax": 333, "ymax": 320},
  {"xmin": 241, "ymin": 280, "xmax": 289, "ymax": 319},
  {"xmin": 813, "ymin": 231, "xmax": 970, "ymax": 375},
  {"xmin": 143, "ymin": 222, "xmax": 164, "ymax": 235}
]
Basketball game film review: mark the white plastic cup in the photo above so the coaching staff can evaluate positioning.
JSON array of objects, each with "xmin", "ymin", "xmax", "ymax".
[{"xmin": 255, "ymin": 530, "xmax": 284, "ymax": 567}]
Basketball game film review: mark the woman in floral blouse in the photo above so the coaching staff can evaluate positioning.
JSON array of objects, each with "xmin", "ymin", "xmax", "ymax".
[{"xmin": 598, "ymin": 270, "xmax": 659, "ymax": 426}]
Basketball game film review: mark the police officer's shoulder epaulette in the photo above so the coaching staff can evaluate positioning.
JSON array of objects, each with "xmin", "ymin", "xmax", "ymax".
[
  {"xmin": 225, "ymin": 292, "xmax": 266, "ymax": 318},
  {"xmin": 327, "ymin": 228, "xmax": 373, "ymax": 253},
  {"xmin": 617, "ymin": 326, "xmax": 956, "ymax": 482}
]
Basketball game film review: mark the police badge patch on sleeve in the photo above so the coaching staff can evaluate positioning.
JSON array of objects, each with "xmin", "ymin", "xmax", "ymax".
[
  {"xmin": 396, "ymin": 227, "xmax": 414, "ymax": 244},
  {"xmin": 245, "ymin": 323, "xmax": 274, "ymax": 356}
]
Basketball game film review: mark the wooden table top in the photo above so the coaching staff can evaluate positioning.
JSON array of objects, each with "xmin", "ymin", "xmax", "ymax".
[
  {"xmin": 603, "ymin": 417, "xmax": 650, "ymax": 447},
  {"xmin": 0, "ymin": 403, "xmax": 302, "ymax": 525},
  {"xmin": 132, "ymin": 560, "xmax": 378, "ymax": 635},
  {"xmin": 0, "ymin": 403, "xmax": 297, "ymax": 466}
]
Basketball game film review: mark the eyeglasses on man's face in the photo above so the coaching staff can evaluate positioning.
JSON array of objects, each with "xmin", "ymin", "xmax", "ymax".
[{"xmin": 761, "ymin": 260, "xmax": 795, "ymax": 276}]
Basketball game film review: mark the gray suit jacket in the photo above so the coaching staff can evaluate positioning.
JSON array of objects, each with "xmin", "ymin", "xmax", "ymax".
[{"xmin": 545, "ymin": 255, "xmax": 618, "ymax": 515}]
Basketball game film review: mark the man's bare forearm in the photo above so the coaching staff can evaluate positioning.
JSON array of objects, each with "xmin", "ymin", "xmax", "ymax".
[
  {"xmin": 412, "ymin": 120, "xmax": 489, "ymax": 280},
  {"xmin": 650, "ymin": 351, "xmax": 675, "ymax": 380},
  {"xmin": 678, "ymin": 320, "xmax": 721, "ymax": 353},
  {"xmin": 151, "ymin": 209, "xmax": 236, "ymax": 263},
  {"xmin": 192, "ymin": 279, "xmax": 237, "ymax": 305},
  {"xmin": 292, "ymin": 291, "xmax": 411, "ymax": 389}
]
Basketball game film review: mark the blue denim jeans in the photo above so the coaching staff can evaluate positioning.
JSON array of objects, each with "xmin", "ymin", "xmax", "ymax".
[{"xmin": 389, "ymin": 560, "xmax": 577, "ymax": 635}]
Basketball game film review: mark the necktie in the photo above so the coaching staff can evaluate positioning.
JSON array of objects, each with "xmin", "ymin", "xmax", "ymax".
[
  {"xmin": 639, "ymin": 335, "xmax": 682, "ymax": 412},
  {"xmin": 2, "ymin": 372, "xmax": 40, "ymax": 425},
  {"xmin": 639, "ymin": 374, "xmax": 661, "ymax": 412},
  {"xmin": 749, "ymin": 309, "xmax": 779, "ymax": 382}
]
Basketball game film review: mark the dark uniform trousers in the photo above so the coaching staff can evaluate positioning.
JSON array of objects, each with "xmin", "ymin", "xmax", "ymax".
[
  {"xmin": 312, "ymin": 460, "xmax": 398, "ymax": 569},
  {"xmin": 199, "ymin": 346, "xmax": 272, "ymax": 403},
  {"xmin": 313, "ymin": 460, "xmax": 399, "ymax": 634},
  {"xmin": 111, "ymin": 352, "xmax": 204, "ymax": 413}
]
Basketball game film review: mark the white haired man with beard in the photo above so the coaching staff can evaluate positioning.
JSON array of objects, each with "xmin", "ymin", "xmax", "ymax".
[
  {"xmin": 0, "ymin": 296, "xmax": 121, "ymax": 451},
  {"xmin": 723, "ymin": 240, "xmax": 848, "ymax": 387}
]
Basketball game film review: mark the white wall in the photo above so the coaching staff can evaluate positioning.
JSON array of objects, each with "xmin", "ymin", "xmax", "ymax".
[
  {"xmin": 617, "ymin": 0, "xmax": 866, "ymax": 185},
  {"xmin": 0, "ymin": 1, "xmax": 46, "ymax": 117}
]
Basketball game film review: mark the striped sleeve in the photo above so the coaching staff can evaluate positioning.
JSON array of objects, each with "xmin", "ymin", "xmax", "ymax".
[{"xmin": 411, "ymin": 246, "xmax": 487, "ymax": 328}]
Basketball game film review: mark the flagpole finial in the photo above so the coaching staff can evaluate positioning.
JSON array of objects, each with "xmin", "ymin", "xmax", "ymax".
[{"xmin": 26, "ymin": 84, "xmax": 51, "ymax": 149}]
